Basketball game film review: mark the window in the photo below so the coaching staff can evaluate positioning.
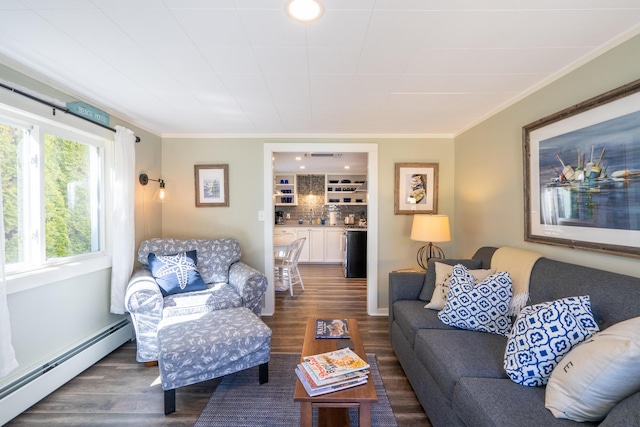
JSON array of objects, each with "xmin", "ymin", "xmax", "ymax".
[{"xmin": 1, "ymin": 113, "xmax": 106, "ymax": 276}]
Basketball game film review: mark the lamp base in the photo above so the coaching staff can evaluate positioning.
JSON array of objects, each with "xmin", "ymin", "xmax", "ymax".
[{"xmin": 417, "ymin": 243, "xmax": 445, "ymax": 270}]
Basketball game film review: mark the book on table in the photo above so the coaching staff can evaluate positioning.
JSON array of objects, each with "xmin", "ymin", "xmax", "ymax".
[
  {"xmin": 295, "ymin": 367, "xmax": 368, "ymax": 397},
  {"xmin": 302, "ymin": 347, "xmax": 369, "ymax": 383},
  {"xmin": 315, "ymin": 319, "xmax": 350, "ymax": 339},
  {"xmin": 297, "ymin": 363, "xmax": 369, "ymax": 387}
]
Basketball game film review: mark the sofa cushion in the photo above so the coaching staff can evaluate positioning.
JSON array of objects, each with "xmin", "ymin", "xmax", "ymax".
[
  {"xmin": 148, "ymin": 250, "xmax": 207, "ymax": 296},
  {"xmin": 414, "ymin": 329, "xmax": 508, "ymax": 402},
  {"xmin": 162, "ymin": 282, "xmax": 243, "ymax": 318},
  {"xmin": 438, "ymin": 265, "xmax": 513, "ymax": 336},
  {"xmin": 599, "ymin": 392, "xmax": 640, "ymax": 427},
  {"xmin": 504, "ymin": 296, "xmax": 599, "ymax": 387},
  {"xmin": 418, "ymin": 258, "xmax": 483, "ymax": 301},
  {"xmin": 424, "ymin": 262, "xmax": 496, "ymax": 310},
  {"xmin": 545, "ymin": 316, "xmax": 640, "ymax": 422},
  {"xmin": 392, "ymin": 300, "xmax": 457, "ymax": 347},
  {"xmin": 453, "ymin": 377, "xmax": 596, "ymax": 427}
]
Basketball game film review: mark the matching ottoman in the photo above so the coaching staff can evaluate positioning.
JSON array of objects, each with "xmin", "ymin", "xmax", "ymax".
[{"xmin": 157, "ymin": 307, "xmax": 272, "ymax": 414}]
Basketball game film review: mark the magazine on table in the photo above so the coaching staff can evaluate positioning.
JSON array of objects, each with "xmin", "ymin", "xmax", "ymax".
[
  {"xmin": 297, "ymin": 363, "xmax": 369, "ymax": 387},
  {"xmin": 315, "ymin": 319, "xmax": 350, "ymax": 339},
  {"xmin": 302, "ymin": 347, "xmax": 369, "ymax": 382},
  {"xmin": 295, "ymin": 368, "xmax": 367, "ymax": 397}
]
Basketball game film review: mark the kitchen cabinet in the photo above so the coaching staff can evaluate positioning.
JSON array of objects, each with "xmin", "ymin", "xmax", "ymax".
[
  {"xmin": 295, "ymin": 227, "xmax": 323, "ymax": 262},
  {"xmin": 274, "ymin": 174, "xmax": 297, "ymax": 206},
  {"xmin": 324, "ymin": 228, "xmax": 343, "ymax": 262},
  {"xmin": 325, "ymin": 174, "xmax": 367, "ymax": 205}
]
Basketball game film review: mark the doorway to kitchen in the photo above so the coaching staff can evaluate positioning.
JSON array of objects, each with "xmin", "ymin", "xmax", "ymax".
[{"xmin": 262, "ymin": 143, "xmax": 379, "ymax": 316}]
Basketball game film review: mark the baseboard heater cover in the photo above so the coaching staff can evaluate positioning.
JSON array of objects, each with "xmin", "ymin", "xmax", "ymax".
[{"xmin": 0, "ymin": 318, "xmax": 133, "ymax": 425}]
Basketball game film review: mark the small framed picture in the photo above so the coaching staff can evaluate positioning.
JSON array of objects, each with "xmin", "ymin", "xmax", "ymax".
[
  {"xmin": 395, "ymin": 162, "xmax": 439, "ymax": 214},
  {"xmin": 194, "ymin": 164, "xmax": 229, "ymax": 207}
]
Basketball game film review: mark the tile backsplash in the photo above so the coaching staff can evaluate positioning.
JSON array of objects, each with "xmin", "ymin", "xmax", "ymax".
[{"xmin": 275, "ymin": 174, "xmax": 367, "ymax": 223}]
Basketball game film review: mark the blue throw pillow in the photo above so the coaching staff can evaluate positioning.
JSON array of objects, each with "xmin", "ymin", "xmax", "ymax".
[
  {"xmin": 148, "ymin": 250, "xmax": 207, "ymax": 296},
  {"xmin": 504, "ymin": 296, "xmax": 599, "ymax": 387},
  {"xmin": 437, "ymin": 264, "xmax": 513, "ymax": 336}
]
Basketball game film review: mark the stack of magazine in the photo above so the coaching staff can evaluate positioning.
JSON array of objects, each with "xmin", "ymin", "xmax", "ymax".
[{"xmin": 296, "ymin": 347, "xmax": 370, "ymax": 397}]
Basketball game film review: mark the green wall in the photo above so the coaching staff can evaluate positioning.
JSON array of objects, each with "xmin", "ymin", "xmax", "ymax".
[{"xmin": 454, "ymin": 34, "xmax": 640, "ymax": 278}]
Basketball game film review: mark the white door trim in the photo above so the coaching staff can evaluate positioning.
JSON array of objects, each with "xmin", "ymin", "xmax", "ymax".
[{"xmin": 262, "ymin": 143, "xmax": 379, "ymax": 316}]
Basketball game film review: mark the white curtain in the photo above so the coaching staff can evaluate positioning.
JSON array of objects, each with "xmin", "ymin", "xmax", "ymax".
[
  {"xmin": 0, "ymin": 166, "xmax": 18, "ymax": 378},
  {"xmin": 110, "ymin": 126, "xmax": 136, "ymax": 314}
]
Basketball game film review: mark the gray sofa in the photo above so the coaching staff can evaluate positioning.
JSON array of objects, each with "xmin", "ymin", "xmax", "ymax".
[
  {"xmin": 389, "ymin": 247, "xmax": 640, "ymax": 427},
  {"xmin": 125, "ymin": 238, "xmax": 268, "ymax": 362}
]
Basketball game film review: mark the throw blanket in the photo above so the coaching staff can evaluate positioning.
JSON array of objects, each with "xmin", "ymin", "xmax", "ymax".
[{"xmin": 491, "ymin": 247, "xmax": 542, "ymax": 315}]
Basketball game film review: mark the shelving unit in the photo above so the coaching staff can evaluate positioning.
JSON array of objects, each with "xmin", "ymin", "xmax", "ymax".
[
  {"xmin": 325, "ymin": 174, "xmax": 367, "ymax": 205},
  {"xmin": 274, "ymin": 174, "xmax": 297, "ymax": 206}
]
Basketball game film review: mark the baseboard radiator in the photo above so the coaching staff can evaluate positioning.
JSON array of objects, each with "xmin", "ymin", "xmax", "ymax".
[{"xmin": 0, "ymin": 318, "xmax": 133, "ymax": 425}]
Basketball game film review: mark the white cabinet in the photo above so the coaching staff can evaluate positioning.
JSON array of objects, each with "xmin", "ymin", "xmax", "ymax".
[
  {"xmin": 325, "ymin": 174, "xmax": 367, "ymax": 205},
  {"xmin": 324, "ymin": 228, "xmax": 343, "ymax": 263},
  {"xmin": 274, "ymin": 174, "xmax": 297, "ymax": 206},
  {"xmin": 295, "ymin": 228, "xmax": 324, "ymax": 262}
]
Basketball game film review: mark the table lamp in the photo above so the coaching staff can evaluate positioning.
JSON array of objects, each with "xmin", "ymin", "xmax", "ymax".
[{"xmin": 410, "ymin": 214, "xmax": 450, "ymax": 270}]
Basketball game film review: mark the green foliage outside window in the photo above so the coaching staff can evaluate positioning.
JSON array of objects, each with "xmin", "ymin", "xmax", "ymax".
[
  {"xmin": 44, "ymin": 134, "xmax": 93, "ymax": 259},
  {"xmin": 0, "ymin": 123, "xmax": 22, "ymax": 264}
]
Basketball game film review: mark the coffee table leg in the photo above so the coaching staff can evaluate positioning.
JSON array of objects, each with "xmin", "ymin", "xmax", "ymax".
[
  {"xmin": 300, "ymin": 402, "xmax": 312, "ymax": 427},
  {"xmin": 359, "ymin": 402, "xmax": 372, "ymax": 427}
]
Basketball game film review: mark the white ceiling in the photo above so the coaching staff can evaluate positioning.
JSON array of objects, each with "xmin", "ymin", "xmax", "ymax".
[
  {"xmin": 1, "ymin": 1, "xmax": 640, "ymax": 137},
  {"xmin": 274, "ymin": 151, "xmax": 368, "ymax": 173}
]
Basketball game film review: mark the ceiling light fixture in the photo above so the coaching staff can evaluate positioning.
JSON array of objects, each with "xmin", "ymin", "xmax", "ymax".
[{"xmin": 285, "ymin": 0, "xmax": 324, "ymax": 23}]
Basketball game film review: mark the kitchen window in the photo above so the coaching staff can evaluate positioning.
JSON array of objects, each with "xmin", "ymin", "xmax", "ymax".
[{"xmin": 1, "ymin": 111, "xmax": 107, "ymax": 279}]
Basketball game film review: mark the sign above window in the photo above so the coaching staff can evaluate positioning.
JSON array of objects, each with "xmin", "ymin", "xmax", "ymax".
[{"xmin": 67, "ymin": 101, "xmax": 110, "ymax": 127}]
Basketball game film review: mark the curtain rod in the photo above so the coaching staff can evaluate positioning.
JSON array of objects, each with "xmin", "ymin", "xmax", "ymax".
[{"xmin": 0, "ymin": 81, "xmax": 141, "ymax": 143}]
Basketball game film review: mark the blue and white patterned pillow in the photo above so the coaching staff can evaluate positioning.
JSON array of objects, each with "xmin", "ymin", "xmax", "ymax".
[
  {"xmin": 504, "ymin": 296, "xmax": 599, "ymax": 387},
  {"xmin": 437, "ymin": 264, "xmax": 513, "ymax": 336},
  {"xmin": 148, "ymin": 250, "xmax": 207, "ymax": 296}
]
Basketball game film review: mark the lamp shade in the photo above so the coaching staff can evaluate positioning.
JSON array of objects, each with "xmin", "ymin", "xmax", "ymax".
[{"xmin": 410, "ymin": 215, "xmax": 450, "ymax": 243}]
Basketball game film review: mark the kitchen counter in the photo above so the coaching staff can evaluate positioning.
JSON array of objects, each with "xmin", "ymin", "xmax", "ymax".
[{"xmin": 275, "ymin": 223, "xmax": 344, "ymax": 228}]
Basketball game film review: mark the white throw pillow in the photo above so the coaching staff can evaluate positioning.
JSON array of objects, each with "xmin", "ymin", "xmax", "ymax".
[
  {"xmin": 424, "ymin": 262, "xmax": 495, "ymax": 310},
  {"xmin": 545, "ymin": 316, "xmax": 640, "ymax": 422}
]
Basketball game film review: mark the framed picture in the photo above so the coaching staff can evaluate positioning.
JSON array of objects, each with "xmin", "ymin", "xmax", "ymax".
[
  {"xmin": 394, "ymin": 162, "xmax": 439, "ymax": 214},
  {"xmin": 523, "ymin": 79, "xmax": 640, "ymax": 258},
  {"xmin": 194, "ymin": 164, "xmax": 229, "ymax": 207}
]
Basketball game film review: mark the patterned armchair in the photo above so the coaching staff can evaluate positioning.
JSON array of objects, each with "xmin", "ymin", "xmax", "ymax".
[{"xmin": 125, "ymin": 238, "xmax": 268, "ymax": 362}]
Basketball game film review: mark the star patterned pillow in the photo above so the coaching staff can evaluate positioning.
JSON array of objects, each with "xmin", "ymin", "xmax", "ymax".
[{"xmin": 148, "ymin": 250, "xmax": 207, "ymax": 296}]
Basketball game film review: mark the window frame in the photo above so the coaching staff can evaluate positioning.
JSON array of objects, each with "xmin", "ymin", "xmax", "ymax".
[{"xmin": 0, "ymin": 96, "xmax": 114, "ymax": 295}]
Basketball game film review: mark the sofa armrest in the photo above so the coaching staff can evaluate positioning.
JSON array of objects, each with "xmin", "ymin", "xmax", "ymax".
[
  {"xmin": 389, "ymin": 271, "xmax": 425, "ymax": 326},
  {"xmin": 125, "ymin": 268, "xmax": 164, "ymax": 362},
  {"xmin": 229, "ymin": 262, "xmax": 268, "ymax": 316}
]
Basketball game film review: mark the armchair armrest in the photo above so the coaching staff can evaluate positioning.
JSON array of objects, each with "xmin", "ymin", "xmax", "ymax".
[
  {"xmin": 125, "ymin": 268, "xmax": 163, "ymax": 362},
  {"xmin": 389, "ymin": 271, "xmax": 426, "ymax": 326},
  {"xmin": 229, "ymin": 262, "xmax": 268, "ymax": 316}
]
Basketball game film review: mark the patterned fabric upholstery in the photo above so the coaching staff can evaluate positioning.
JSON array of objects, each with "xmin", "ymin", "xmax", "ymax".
[
  {"xmin": 125, "ymin": 238, "xmax": 268, "ymax": 362},
  {"xmin": 157, "ymin": 307, "xmax": 272, "ymax": 391}
]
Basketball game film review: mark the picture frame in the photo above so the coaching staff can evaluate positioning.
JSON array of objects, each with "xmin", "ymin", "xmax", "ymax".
[
  {"xmin": 394, "ymin": 162, "xmax": 439, "ymax": 215},
  {"xmin": 194, "ymin": 164, "xmax": 229, "ymax": 207},
  {"xmin": 523, "ymin": 79, "xmax": 640, "ymax": 258}
]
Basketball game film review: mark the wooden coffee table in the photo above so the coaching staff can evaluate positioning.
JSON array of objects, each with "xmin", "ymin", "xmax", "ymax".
[{"xmin": 294, "ymin": 318, "xmax": 378, "ymax": 427}]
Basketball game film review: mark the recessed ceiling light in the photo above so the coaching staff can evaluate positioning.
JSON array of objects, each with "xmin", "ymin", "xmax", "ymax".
[
  {"xmin": 300, "ymin": 165, "xmax": 306, "ymax": 169},
  {"xmin": 295, "ymin": 156, "xmax": 302, "ymax": 160},
  {"xmin": 285, "ymin": 0, "xmax": 324, "ymax": 23},
  {"xmin": 344, "ymin": 165, "xmax": 350, "ymax": 169}
]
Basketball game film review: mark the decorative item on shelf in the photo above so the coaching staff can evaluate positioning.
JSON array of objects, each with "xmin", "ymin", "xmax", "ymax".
[
  {"xmin": 139, "ymin": 173, "xmax": 167, "ymax": 202},
  {"xmin": 410, "ymin": 214, "xmax": 450, "ymax": 270}
]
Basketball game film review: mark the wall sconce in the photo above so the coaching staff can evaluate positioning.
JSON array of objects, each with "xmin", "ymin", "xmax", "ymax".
[
  {"xmin": 410, "ymin": 214, "xmax": 451, "ymax": 270},
  {"xmin": 139, "ymin": 173, "xmax": 167, "ymax": 202}
]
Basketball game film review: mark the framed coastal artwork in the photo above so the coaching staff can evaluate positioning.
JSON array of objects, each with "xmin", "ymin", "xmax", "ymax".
[
  {"xmin": 194, "ymin": 164, "xmax": 229, "ymax": 207},
  {"xmin": 394, "ymin": 162, "xmax": 439, "ymax": 215},
  {"xmin": 523, "ymin": 79, "xmax": 640, "ymax": 258}
]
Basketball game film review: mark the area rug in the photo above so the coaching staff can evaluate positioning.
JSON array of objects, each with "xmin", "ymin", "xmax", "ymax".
[{"xmin": 194, "ymin": 352, "xmax": 398, "ymax": 427}]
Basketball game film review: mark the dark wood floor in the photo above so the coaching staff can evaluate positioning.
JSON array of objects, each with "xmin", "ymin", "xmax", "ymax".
[{"xmin": 7, "ymin": 264, "xmax": 430, "ymax": 426}]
